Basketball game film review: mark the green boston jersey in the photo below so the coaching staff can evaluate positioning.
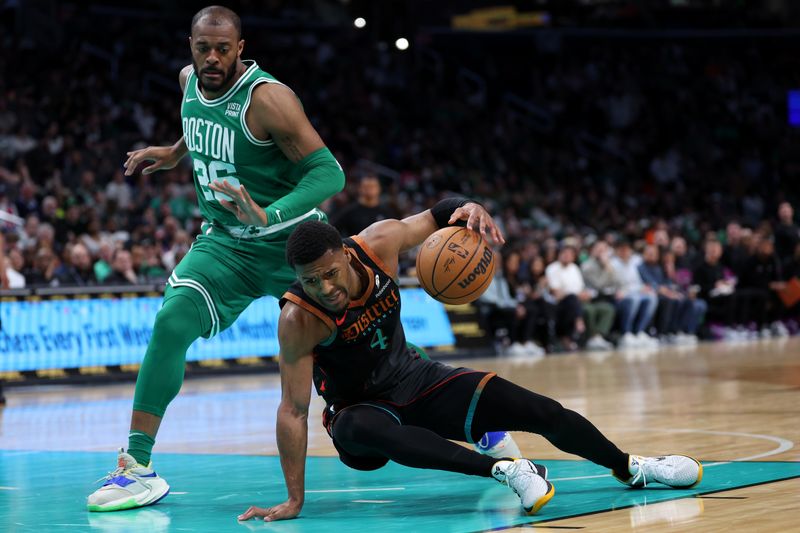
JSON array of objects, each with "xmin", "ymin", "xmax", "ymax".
[{"xmin": 181, "ymin": 60, "xmax": 305, "ymax": 233}]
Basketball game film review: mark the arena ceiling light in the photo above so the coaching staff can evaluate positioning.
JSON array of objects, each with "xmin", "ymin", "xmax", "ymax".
[{"xmin": 395, "ymin": 37, "xmax": 409, "ymax": 50}]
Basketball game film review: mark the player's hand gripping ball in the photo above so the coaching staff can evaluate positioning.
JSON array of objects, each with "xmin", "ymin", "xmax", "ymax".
[{"xmin": 416, "ymin": 226, "xmax": 495, "ymax": 305}]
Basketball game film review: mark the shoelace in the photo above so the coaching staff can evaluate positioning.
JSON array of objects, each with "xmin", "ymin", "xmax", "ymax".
[
  {"xmin": 93, "ymin": 465, "xmax": 132, "ymax": 485},
  {"xmin": 630, "ymin": 465, "xmax": 648, "ymax": 487},
  {"xmin": 506, "ymin": 462, "xmax": 534, "ymax": 495}
]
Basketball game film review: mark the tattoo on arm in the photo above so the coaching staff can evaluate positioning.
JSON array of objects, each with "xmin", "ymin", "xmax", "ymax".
[{"xmin": 280, "ymin": 135, "xmax": 305, "ymax": 163}]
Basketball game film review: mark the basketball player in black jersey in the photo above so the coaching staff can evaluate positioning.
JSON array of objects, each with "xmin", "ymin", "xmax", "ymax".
[{"xmin": 238, "ymin": 199, "xmax": 702, "ymax": 523}]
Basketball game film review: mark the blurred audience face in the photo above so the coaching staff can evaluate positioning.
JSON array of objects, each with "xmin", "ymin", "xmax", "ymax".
[
  {"xmin": 70, "ymin": 243, "xmax": 92, "ymax": 271},
  {"xmin": 661, "ymin": 250, "xmax": 675, "ymax": 269},
  {"xmin": 358, "ymin": 176, "xmax": 381, "ymax": 207},
  {"xmin": 98, "ymin": 241, "xmax": 114, "ymax": 263},
  {"xmin": 653, "ymin": 229, "xmax": 669, "ymax": 248},
  {"xmin": 642, "ymin": 244, "xmax": 659, "ymax": 265},
  {"xmin": 530, "ymin": 256, "xmax": 545, "ymax": 278},
  {"xmin": 34, "ymin": 248, "xmax": 56, "ymax": 271},
  {"xmin": 726, "ymin": 222, "xmax": 742, "ymax": 244},
  {"xmin": 704, "ymin": 240, "xmax": 722, "ymax": 264},
  {"xmin": 504, "ymin": 251, "xmax": 520, "ymax": 275},
  {"xmin": 112, "ymin": 250, "xmax": 133, "ymax": 273},
  {"xmin": 558, "ymin": 247, "xmax": 576, "ymax": 265},
  {"xmin": 24, "ymin": 215, "xmax": 39, "ymax": 236},
  {"xmin": 37, "ymin": 224, "xmax": 55, "ymax": 247},
  {"xmin": 756, "ymin": 239, "xmax": 775, "ymax": 258},
  {"xmin": 41, "ymin": 196, "xmax": 57, "ymax": 218},
  {"xmin": 190, "ymin": 15, "xmax": 243, "ymax": 93},
  {"xmin": 615, "ymin": 242, "xmax": 633, "ymax": 262},
  {"xmin": 130, "ymin": 245, "xmax": 145, "ymax": 270},
  {"xmin": 778, "ymin": 202, "xmax": 794, "ymax": 224},
  {"xmin": 670, "ymin": 236, "xmax": 687, "ymax": 257},
  {"xmin": 8, "ymin": 248, "xmax": 24, "ymax": 271},
  {"xmin": 590, "ymin": 241, "xmax": 610, "ymax": 262}
]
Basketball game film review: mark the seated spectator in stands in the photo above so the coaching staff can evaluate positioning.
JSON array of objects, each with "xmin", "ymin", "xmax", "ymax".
[
  {"xmin": 80, "ymin": 216, "xmax": 105, "ymax": 257},
  {"xmin": 611, "ymin": 240, "xmax": 658, "ymax": 348},
  {"xmin": 161, "ymin": 230, "xmax": 191, "ymax": 271},
  {"xmin": 23, "ymin": 247, "xmax": 59, "ymax": 287},
  {"xmin": 478, "ymin": 254, "xmax": 543, "ymax": 356},
  {"xmin": 693, "ymin": 239, "xmax": 760, "ymax": 338},
  {"xmin": 775, "ymin": 202, "xmax": 799, "ymax": 266},
  {"xmin": 639, "ymin": 244, "xmax": 705, "ymax": 344},
  {"xmin": 739, "ymin": 237, "xmax": 788, "ymax": 337},
  {"xmin": 582, "ymin": 240, "xmax": 621, "ymax": 301},
  {"xmin": 525, "ymin": 255, "xmax": 557, "ymax": 350},
  {"xmin": 18, "ymin": 214, "xmax": 39, "ymax": 251},
  {"xmin": 5, "ymin": 247, "xmax": 26, "ymax": 288},
  {"xmin": 131, "ymin": 242, "xmax": 167, "ymax": 282},
  {"xmin": 502, "ymin": 250, "xmax": 550, "ymax": 354},
  {"xmin": 93, "ymin": 241, "xmax": 114, "ymax": 283},
  {"xmin": 330, "ymin": 174, "xmax": 396, "ymax": 237},
  {"xmin": 0, "ymin": 233, "xmax": 8, "ymax": 289},
  {"xmin": 722, "ymin": 221, "xmax": 750, "ymax": 280},
  {"xmin": 56, "ymin": 242, "xmax": 97, "ymax": 286},
  {"xmin": 105, "ymin": 168, "xmax": 133, "ymax": 211},
  {"xmin": 784, "ymin": 242, "xmax": 800, "ymax": 280},
  {"xmin": 546, "ymin": 244, "xmax": 614, "ymax": 352},
  {"xmin": 36, "ymin": 223, "xmax": 56, "ymax": 254},
  {"xmin": 103, "ymin": 249, "xmax": 138, "ymax": 285},
  {"xmin": 670, "ymin": 235, "xmax": 694, "ymax": 270},
  {"xmin": 660, "ymin": 249, "xmax": 706, "ymax": 341},
  {"xmin": 780, "ymin": 243, "xmax": 800, "ymax": 326}
]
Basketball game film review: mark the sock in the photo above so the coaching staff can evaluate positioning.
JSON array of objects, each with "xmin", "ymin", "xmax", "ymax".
[{"xmin": 128, "ymin": 431, "xmax": 156, "ymax": 466}]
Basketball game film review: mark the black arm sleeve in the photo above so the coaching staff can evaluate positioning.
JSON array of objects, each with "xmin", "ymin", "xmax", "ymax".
[{"xmin": 430, "ymin": 197, "xmax": 470, "ymax": 229}]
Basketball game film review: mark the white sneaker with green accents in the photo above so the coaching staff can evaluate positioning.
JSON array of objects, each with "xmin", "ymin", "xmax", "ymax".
[
  {"xmin": 492, "ymin": 458, "xmax": 554, "ymax": 515},
  {"xmin": 87, "ymin": 448, "xmax": 170, "ymax": 512},
  {"xmin": 616, "ymin": 454, "xmax": 703, "ymax": 488}
]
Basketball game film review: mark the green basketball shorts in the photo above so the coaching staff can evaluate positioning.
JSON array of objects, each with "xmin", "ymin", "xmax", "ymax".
[{"xmin": 165, "ymin": 213, "xmax": 326, "ymax": 338}]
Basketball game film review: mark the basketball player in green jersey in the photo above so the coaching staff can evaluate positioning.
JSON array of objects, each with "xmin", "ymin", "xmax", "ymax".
[{"xmin": 87, "ymin": 6, "xmax": 346, "ymax": 511}]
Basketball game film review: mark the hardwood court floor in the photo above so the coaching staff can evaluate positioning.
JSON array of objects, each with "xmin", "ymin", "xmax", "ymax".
[{"xmin": 1, "ymin": 338, "xmax": 798, "ymax": 532}]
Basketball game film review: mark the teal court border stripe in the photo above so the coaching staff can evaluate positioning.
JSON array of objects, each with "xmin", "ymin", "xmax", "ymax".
[{"xmin": 475, "ymin": 473, "xmax": 800, "ymax": 532}]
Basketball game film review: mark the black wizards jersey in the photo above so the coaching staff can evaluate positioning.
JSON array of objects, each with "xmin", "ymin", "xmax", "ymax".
[{"xmin": 280, "ymin": 236, "xmax": 463, "ymax": 406}]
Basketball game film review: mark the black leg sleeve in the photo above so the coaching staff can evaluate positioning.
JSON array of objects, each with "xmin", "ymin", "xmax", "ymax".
[
  {"xmin": 331, "ymin": 405, "xmax": 497, "ymax": 477},
  {"xmin": 470, "ymin": 377, "xmax": 629, "ymax": 475}
]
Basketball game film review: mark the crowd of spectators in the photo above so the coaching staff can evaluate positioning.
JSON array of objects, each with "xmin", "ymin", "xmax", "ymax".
[
  {"xmin": 1, "ymin": 6, "xmax": 799, "ymax": 351},
  {"xmin": 476, "ymin": 202, "xmax": 800, "ymax": 354}
]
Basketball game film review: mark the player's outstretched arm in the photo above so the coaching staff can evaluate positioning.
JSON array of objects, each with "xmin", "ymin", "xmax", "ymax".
[
  {"xmin": 238, "ymin": 303, "xmax": 330, "ymax": 523},
  {"xmin": 231, "ymin": 83, "xmax": 344, "ymax": 227},
  {"xmin": 359, "ymin": 198, "xmax": 505, "ymax": 276},
  {"xmin": 123, "ymin": 65, "xmax": 193, "ymax": 176}
]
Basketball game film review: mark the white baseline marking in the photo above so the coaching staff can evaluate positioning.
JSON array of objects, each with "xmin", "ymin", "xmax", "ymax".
[
  {"xmin": 0, "ymin": 486, "xmax": 19, "ymax": 490},
  {"xmin": 352, "ymin": 500, "xmax": 394, "ymax": 503},
  {"xmin": 549, "ymin": 428, "xmax": 794, "ymax": 483},
  {"xmin": 306, "ymin": 487, "xmax": 405, "ymax": 494}
]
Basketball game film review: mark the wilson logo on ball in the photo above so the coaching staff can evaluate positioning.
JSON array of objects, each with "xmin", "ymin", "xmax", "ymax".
[{"xmin": 457, "ymin": 247, "xmax": 493, "ymax": 289}]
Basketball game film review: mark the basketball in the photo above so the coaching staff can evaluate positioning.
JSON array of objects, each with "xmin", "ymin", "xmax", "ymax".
[{"xmin": 415, "ymin": 226, "xmax": 495, "ymax": 305}]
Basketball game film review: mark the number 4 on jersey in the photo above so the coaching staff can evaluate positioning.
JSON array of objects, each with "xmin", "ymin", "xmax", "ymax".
[{"xmin": 370, "ymin": 328, "xmax": 388, "ymax": 350}]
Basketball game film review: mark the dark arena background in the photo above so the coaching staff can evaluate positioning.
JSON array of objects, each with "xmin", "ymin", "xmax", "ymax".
[{"xmin": 1, "ymin": 1, "xmax": 799, "ymax": 531}]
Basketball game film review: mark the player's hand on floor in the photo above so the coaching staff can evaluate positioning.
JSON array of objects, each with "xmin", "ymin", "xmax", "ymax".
[
  {"xmin": 237, "ymin": 501, "xmax": 302, "ymax": 522},
  {"xmin": 448, "ymin": 202, "xmax": 506, "ymax": 245},
  {"xmin": 209, "ymin": 180, "xmax": 268, "ymax": 226}
]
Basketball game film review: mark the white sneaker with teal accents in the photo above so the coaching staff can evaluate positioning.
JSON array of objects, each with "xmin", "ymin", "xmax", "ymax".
[
  {"xmin": 87, "ymin": 448, "xmax": 170, "ymax": 512},
  {"xmin": 492, "ymin": 459, "xmax": 554, "ymax": 515},
  {"xmin": 616, "ymin": 454, "xmax": 703, "ymax": 488}
]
